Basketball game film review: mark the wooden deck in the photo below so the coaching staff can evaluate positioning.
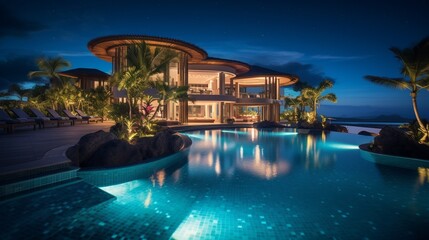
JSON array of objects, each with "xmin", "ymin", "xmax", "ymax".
[{"xmin": 0, "ymin": 121, "xmax": 114, "ymax": 175}]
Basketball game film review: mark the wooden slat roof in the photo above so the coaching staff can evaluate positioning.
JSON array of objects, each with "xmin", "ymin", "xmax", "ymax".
[
  {"xmin": 88, "ymin": 35, "xmax": 208, "ymax": 62},
  {"xmin": 59, "ymin": 68, "xmax": 110, "ymax": 78},
  {"xmin": 233, "ymin": 65, "xmax": 299, "ymax": 86}
]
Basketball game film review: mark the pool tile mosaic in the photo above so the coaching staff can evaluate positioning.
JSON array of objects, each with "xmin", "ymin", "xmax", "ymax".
[{"xmin": 1, "ymin": 129, "xmax": 429, "ymax": 239}]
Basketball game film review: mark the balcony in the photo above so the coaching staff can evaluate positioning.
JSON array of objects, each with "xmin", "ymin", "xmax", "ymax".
[{"xmin": 236, "ymin": 93, "xmax": 274, "ymax": 104}]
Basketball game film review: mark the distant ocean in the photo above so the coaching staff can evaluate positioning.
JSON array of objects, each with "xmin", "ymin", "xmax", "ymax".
[
  {"xmin": 331, "ymin": 121, "xmax": 407, "ymax": 134},
  {"xmin": 331, "ymin": 121, "xmax": 406, "ymax": 128}
]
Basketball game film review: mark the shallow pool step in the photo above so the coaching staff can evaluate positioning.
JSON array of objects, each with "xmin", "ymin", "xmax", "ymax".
[{"xmin": 0, "ymin": 166, "xmax": 79, "ymax": 199}]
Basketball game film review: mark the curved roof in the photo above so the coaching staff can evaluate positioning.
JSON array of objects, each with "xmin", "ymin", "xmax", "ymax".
[
  {"xmin": 59, "ymin": 68, "xmax": 110, "ymax": 78},
  {"xmin": 88, "ymin": 35, "xmax": 208, "ymax": 62},
  {"xmin": 233, "ymin": 65, "xmax": 299, "ymax": 86},
  {"xmin": 190, "ymin": 57, "xmax": 250, "ymax": 75}
]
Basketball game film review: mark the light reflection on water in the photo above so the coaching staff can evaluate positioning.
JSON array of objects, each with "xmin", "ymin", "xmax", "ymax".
[
  {"xmin": 99, "ymin": 128, "xmax": 429, "ymax": 239},
  {"xmin": 186, "ymin": 128, "xmax": 361, "ymax": 179}
]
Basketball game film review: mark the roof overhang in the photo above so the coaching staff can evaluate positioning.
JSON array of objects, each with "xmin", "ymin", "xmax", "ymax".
[
  {"xmin": 233, "ymin": 75, "xmax": 298, "ymax": 87},
  {"xmin": 88, "ymin": 35, "xmax": 208, "ymax": 62},
  {"xmin": 189, "ymin": 57, "xmax": 250, "ymax": 75}
]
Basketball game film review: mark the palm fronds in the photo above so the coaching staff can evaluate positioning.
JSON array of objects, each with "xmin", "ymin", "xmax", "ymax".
[{"xmin": 364, "ymin": 76, "xmax": 410, "ymax": 89}]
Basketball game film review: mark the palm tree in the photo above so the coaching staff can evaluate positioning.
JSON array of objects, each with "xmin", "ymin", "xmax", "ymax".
[
  {"xmin": 7, "ymin": 83, "xmax": 32, "ymax": 107},
  {"xmin": 127, "ymin": 42, "xmax": 177, "ymax": 81},
  {"xmin": 28, "ymin": 57, "xmax": 71, "ymax": 88},
  {"xmin": 111, "ymin": 42, "xmax": 178, "ymax": 121},
  {"xmin": 301, "ymin": 79, "xmax": 337, "ymax": 123},
  {"xmin": 365, "ymin": 37, "xmax": 429, "ymax": 142},
  {"xmin": 111, "ymin": 66, "xmax": 145, "ymax": 120},
  {"xmin": 150, "ymin": 80, "xmax": 189, "ymax": 120},
  {"xmin": 284, "ymin": 95, "xmax": 308, "ymax": 123},
  {"xmin": 88, "ymin": 86, "xmax": 112, "ymax": 122}
]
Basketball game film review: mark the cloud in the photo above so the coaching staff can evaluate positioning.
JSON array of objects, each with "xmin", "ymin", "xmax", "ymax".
[
  {"xmin": 262, "ymin": 62, "xmax": 334, "ymax": 90},
  {"xmin": 237, "ymin": 49, "xmax": 304, "ymax": 65},
  {"xmin": 311, "ymin": 55, "xmax": 368, "ymax": 61},
  {"xmin": 43, "ymin": 50, "xmax": 93, "ymax": 57},
  {"xmin": 202, "ymin": 41, "xmax": 305, "ymax": 65},
  {"xmin": 0, "ymin": 5, "xmax": 45, "ymax": 38},
  {"xmin": 0, "ymin": 55, "xmax": 41, "ymax": 90}
]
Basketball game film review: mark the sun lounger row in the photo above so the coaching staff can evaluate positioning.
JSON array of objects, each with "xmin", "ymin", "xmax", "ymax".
[{"xmin": 0, "ymin": 108, "xmax": 102, "ymax": 133}]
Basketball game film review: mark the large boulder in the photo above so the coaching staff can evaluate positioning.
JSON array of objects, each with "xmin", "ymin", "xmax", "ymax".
[
  {"xmin": 253, "ymin": 120, "xmax": 285, "ymax": 128},
  {"xmin": 372, "ymin": 126, "xmax": 429, "ymax": 160},
  {"xmin": 298, "ymin": 121, "xmax": 323, "ymax": 130},
  {"xmin": 135, "ymin": 136, "xmax": 154, "ymax": 159},
  {"xmin": 67, "ymin": 129, "xmax": 192, "ymax": 168},
  {"xmin": 358, "ymin": 130, "xmax": 378, "ymax": 136},
  {"xmin": 325, "ymin": 124, "xmax": 348, "ymax": 133},
  {"xmin": 85, "ymin": 139, "xmax": 142, "ymax": 168},
  {"xmin": 66, "ymin": 130, "xmax": 117, "ymax": 166},
  {"xmin": 148, "ymin": 129, "xmax": 192, "ymax": 157}
]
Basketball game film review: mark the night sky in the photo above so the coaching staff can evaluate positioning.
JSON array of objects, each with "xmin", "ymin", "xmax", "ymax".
[{"xmin": 1, "ymin": 0, "xmax": 428, "ymax": 118}]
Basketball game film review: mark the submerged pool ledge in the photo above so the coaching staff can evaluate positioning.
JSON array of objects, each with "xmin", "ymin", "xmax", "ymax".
[
  {"xmin": 78, "ymin": 147, "xmax": 190, "ymax": 187},
  {"xmin": 359, "ymin": 143, "xmax": 429, "ymax": 169}
]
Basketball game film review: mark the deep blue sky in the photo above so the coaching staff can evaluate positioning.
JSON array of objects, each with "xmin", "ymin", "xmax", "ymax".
[{"xmin": 1, "ymin": 0, "xmax": 429, "ymax": 118}]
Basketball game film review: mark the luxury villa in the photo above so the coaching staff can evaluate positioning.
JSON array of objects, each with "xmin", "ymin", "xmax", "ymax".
[{"xmin": 64, "ymin": 35, "xmax": 299, "ymax": 124}]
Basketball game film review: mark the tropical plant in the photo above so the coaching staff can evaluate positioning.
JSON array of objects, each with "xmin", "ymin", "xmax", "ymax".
[
  {"xmin": 109, "ymin": 103, "xmax": 132, "ymax": 122},
  {"xmin": 365, "ymin": 37, "xmax": 429, "ymax": 142},
  {"xmin": 150, "ymin": 80, "xmax": 189, "ymax": 120},
  {"xmin": 127, "ymin": 42, "xmax": 177, "ymax": 78},
  {"xmin": 301, "ymin": 79, "xmax": 337, "ymax": 123},
  {"xmin": 87, "ymin": 86, "xmax": 112, "ymax": 121},
  {"xmin": 110, "ymin": 42, "xmax": 178, "ymax": 122},
  {"xmin": 28, "ymin": 57, "xmax": 71, "ymax": 88},
  {"xmin": 284, "ymin": 95, "xmax": 310, "ymax": 123},
  {"xmin": 7, "ymin": 83, "xmax": 32, "ymax": 107},
  {"xmin": 280, "ymin": 109, "xmax": 297, "ymax": 123},
  {"xmin": 111, "ymin": 66, "xmax": 146, "ymax": 120},
  {"xmin": 400, "ymin": 119, "xmax": 429, "ymax": 143},
  {"xmin": 109, "ymin": 118, "xmax": 137, "ymax": 142}
]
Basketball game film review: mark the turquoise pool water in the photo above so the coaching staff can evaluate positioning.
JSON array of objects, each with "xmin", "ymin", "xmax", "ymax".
[{"xmin": 3, "ymin": 128, "xmax": 429, "ymax": 239}]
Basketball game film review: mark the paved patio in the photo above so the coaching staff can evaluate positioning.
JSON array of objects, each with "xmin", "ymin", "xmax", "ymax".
[{"xmin": 0, "ymin": 121, "xmax": 114, "ymax": 175}]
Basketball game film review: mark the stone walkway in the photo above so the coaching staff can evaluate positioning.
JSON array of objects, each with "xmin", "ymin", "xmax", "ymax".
[{"xmin": 0, "ymin": 121, "xmax": 114, "ymax": 175}]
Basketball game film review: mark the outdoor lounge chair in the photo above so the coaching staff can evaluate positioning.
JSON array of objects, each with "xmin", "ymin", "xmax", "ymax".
[
  {"xmin": 47, "ymin": 109, "xmax": 75, "ymax": 125},
  {"xmin": 12, "ymin": 108, "xmax": 53, "ymax": 129},
  {"xmin": 62, "ymin": 109, "xmax": 89, "ymax": 124},
  {"xmin": 0, "ymin": 109, "xmax": 37, "ymax": 133},
  {"xmin": 30, "ymin": 108, "xmax": 73, "ymax": 127},
  {"xmin": 75, "ymin": 109, "xmax": 102, "ymax": 123}
]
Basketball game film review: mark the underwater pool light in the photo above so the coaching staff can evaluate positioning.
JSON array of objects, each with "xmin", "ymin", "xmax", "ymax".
[
  {"xmin": 269, "ymin": 132, "xmax": 298, "ymax": 136},
  {"xmin": 183, "ymin": 133, "xmax": 206, "ymax": 139},
  {"xmin": 221, "ymin": 130, "xmax": 249, "ymax": 135},
  {"xmin": 326, "ymin": 143, "xmax": 359, "ymax": 150}
]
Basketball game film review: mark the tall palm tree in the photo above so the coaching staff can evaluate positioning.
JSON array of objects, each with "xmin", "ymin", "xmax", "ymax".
[
  {"xmin": 301, "ymin": 79, "xmax": 337, "ymax": 123},
  {"xmin": 284, "ymin": 95, "xmax": 308, "ymax": 122},
  {"xmin": 28, "ymin": 57, "xmax": 71, "ymax": 88},
  {"xmin": 111, "ymin": 66, "xmax": 145, "ymax": 120},
  {"xmin": 150, "ymin": 80, "xmax": 189, "ymax": 120},
  {"xmin": 365, "ymin": 37, "xmax": 429, "ymax": 142},
  {"xmin": 111, "ymin": 42, "xmax": 178, "ymax": 121},
  {"xmin": 126, "ymin": 42, "xmax": 177, "ymax": 81}
]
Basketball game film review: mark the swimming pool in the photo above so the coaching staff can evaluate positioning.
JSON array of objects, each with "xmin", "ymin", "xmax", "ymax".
[{"xmin": 2, "ymin": 128, "xmax": 429, "ymax": 239}]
